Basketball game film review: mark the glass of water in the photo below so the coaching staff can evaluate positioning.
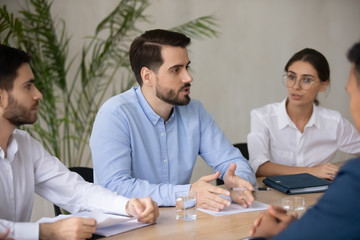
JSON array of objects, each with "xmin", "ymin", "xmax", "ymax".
[
  {"xmin": 175, "ymin": 190, "xmax": 197, "ymax": 221},
  {"xmin": 281, "ymin": 196, "xmax": 306, "ymax": 218}
]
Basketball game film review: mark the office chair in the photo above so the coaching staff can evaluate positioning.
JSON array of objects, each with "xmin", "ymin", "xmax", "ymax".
[
  {"xmin": 216, "ymin": 143, "xmax": 249, "ymax": 186},
  {"xmin": 233, "ymin": 143, "xmax": 249, "ymax": 160},
  {"xmin": 53, "ymin": 167, "xmax": 103, "ymax": 239},
  {"xmin": 53, "ymin": 167, "xmax": 94, "ymax": 216}
]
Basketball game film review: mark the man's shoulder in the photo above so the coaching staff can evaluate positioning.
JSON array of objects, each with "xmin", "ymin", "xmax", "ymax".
[
  {"xmin": 332, "ymin": 158, "xmax": 360, "ymax": 190},
  {"xmin": 12, "ymin": 129, "xmax": 40, "ymax": 147},
  {"xmin": 341, "ymin": 157, "xmax": 360, "ymax": 174},
  {"xmin": 100, "ymin": 88, "xmax": 138, "ymax": 111},
  {"xmin": 12, "ymin": 129, "xmax": 31, "ymax": 139}
]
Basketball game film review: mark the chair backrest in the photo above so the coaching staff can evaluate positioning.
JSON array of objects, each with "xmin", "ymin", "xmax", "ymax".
[
  {"xmin": 53, "ymin": 167, "xmax": 94, "ymax": 216},
  {"xmin": 216, "ymin": 143, "xmax": 248, "ymax": 186},
  {"xmin": 233, "ymin": 143, "xmax": 249, "ymax": 160},
  {"xmin": 69, "ymin": 167, "xmax": 94, "ymax": 182}
]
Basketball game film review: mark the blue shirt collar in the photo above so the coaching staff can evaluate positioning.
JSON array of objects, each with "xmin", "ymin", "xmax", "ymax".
[{"xmin": 135, "ymin": 87, "xmax": 175, "ymax": 125}]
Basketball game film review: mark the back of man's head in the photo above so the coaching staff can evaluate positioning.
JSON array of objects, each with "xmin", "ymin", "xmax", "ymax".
[
  {"xmin": 347, "ymin": 41, "xmax": 360, "ymax": 85},
  {"xmin": 129, "ymin": 29, "xmax": 191, "ymax": 86},
  {"xmin": 0, "ymin": 44, "xmax": 30, "ymax": 91}
]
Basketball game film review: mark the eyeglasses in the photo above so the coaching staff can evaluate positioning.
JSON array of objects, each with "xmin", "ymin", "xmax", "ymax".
[{"xmin": 282, "ymin": 72, "xmax": 319, "ymax": 90}]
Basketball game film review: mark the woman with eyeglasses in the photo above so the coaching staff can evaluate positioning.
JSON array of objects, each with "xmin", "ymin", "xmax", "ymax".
[{"xmin": 247, "ymin": 48, "xmax": 360, "ymax": 180}]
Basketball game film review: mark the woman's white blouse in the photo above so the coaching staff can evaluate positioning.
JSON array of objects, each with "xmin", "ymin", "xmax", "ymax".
[{"xmin": 247, "ymin": 99, "xmax": 360, "ymax": 173}]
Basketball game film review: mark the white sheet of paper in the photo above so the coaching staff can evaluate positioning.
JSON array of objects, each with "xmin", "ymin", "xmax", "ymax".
[
  {"xmin": 37, "ymin": 211, "xmax": 150, "ymax": 237},
  {"xmin": 198, "ymin": 200, "xmax": 268, "ymax": 216},
  {"xmin": 94, "ymin": 218, "xmax": 150, "ymax": 236}
]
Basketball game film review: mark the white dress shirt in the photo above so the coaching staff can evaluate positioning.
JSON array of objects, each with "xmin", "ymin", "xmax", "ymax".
[
  {"xmin": 0, "ymin": 129, "xmax": 130, "ymax": 240},
  {"xmin": 247, "ymin": 99, "xmax": 360, "ymax": 173}
]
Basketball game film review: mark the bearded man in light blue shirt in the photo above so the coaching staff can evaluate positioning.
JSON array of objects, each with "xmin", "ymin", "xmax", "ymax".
[{"xmin": 90, "ymin": 29, "xmax": 256, "ymax": 211}]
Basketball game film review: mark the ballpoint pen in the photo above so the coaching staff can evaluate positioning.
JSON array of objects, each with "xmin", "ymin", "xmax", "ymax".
[{"xmin": 229, "ymin": 187, "xmax": 271, "ymax": 191}]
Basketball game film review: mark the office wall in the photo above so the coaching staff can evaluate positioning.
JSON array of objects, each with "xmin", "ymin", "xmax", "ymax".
[{"xmin": 2, "ymin": 0, "xmax": 360, "ymax": 220}]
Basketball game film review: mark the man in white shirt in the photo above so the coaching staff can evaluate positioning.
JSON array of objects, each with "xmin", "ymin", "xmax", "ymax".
[{"xmin": 0, "ymin": 44, "xmax": 159, "ymax": 240}]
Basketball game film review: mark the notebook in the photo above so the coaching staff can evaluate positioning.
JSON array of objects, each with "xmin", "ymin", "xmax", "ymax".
[{"xmin": 263, "ymin": 173, "xmax": 331, "ymax": 194}]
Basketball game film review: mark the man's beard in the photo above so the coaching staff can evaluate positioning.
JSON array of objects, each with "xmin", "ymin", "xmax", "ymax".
[
  {"xmin": 3, "ymin": 94, "xmax": 38, "ymax": 126},
  {"xmin": 156, "ymin": 83, "xmax": 191, "ymax": 106}
]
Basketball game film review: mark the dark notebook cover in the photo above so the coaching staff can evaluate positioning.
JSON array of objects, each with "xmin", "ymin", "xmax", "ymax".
[{"xmin": 263, "ymin": 173, "xmax": 331, "ymax": 194}]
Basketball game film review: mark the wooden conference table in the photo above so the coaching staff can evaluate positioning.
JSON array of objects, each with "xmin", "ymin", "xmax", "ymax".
[{"xmin": 101, "ymin": 177, "xmax": 325, "ymax": 240}]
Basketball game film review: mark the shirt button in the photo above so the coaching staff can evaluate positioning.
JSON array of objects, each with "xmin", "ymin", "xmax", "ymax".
[
  {"xmin": 163, "ymin": 159, "xmax": 167, "ymax": 163},
  {"xmin": 161, "ymin": 132, "xmax": 165, "ymax": 136}
]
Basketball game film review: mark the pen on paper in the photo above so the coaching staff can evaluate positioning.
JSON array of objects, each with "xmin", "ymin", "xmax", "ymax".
[{"xmin": 229, "ymin": 187, "xmax": 271, "ymax": 191}]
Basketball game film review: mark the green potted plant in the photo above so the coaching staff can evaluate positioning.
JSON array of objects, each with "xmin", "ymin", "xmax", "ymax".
[{"xmin": 0, "ymin": 0, "xmax": 218, "ymax": 167}]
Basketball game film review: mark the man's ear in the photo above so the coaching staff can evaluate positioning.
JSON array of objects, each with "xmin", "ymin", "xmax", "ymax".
[
  {"xmin": 0, "ymin": 90, "xmax": 4, "ymax": 105},
  {"xmin": 140, "ymin": 67, "xmax": 154, "ymax": 87},
  {"xmin": 0, "ymin": 89, "xmax": 8, "ymax": 109}
]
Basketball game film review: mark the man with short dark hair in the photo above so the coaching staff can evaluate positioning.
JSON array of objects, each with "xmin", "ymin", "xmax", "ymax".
[
  {"xmin": 90, "ymin": 29, "xmax": 256, "ymax": 210},
  {"xmin": 0, "ymin": 44, "xmax": 159, "ymax": 240},
  {"xmin": 249, "ymin": 41, "xmax": 360, "ymax": 239}
]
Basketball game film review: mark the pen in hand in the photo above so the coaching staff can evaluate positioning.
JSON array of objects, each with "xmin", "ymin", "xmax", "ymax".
[{"xmin": 229, "ymin": 187, "xmax": 271, "ymax": 191}]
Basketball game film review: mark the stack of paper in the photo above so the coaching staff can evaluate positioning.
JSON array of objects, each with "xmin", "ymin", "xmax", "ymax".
[
  {"xmin": 37, "ymin": 211, "xmax": 150, "ymax": 237},
  {"xmin": 199, "ymin": 200, "xmax": 268, "ymax": 216}
]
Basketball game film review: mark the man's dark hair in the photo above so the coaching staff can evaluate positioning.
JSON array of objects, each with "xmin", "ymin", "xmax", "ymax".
[
  {"xmin": 0, "ymin": 44, "xmax": 31, "ymax": 91},
  {"xmin": 347, "ymin": 41, "xmax": 360, "ymax": 85},
  {"xmin": 129, "ymin": 29, "xmax": 191, "ymax": 86}
]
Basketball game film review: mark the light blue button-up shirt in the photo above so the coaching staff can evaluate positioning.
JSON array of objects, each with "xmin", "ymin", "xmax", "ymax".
[{"xmin": 90, "ymin": 87, "xmax": 255, "ymax": 206}]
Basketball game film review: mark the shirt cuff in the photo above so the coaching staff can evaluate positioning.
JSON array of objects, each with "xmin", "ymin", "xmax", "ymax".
[
  {"xmin": 14, "ymin": 222, "xmax": 39, "ymax": 240},
  {"xmin": 238, "ymin": 173, "xmax": 256, "ymax": 186},
  {"xmin": 99, "ymin": 192, "xmax": 130, "ymax": 216},
  {"xmin": 234, "ymin": 162, "xmax": 256, "ymax": 186}
]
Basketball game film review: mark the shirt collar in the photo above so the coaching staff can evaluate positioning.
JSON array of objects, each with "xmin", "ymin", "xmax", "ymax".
[
  {"xmin": 135, "ymin": 87, "xmax": 175, "ymax": 126},
  {"xmin": 0, "ymin": 132, "xmax": 18, "ymax": 162},
  {"xmin": 0, "ymin": 147, "xmax": 4, "ymax": 160},
  {"xmin": 277, "ymin": 98, "xmax": 292, "ymax": 129},
  {"xmin": 277, "ymin": 98, "xmax": 321, "ymax": 130},
  {"xmin": 306, "ymin": 104, "xmax": 321, "ymax": 130}
]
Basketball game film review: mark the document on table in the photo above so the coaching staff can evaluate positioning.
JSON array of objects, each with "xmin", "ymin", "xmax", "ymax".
[
  {"xmin": 198, "ymin": 200, "xmax": 268, "ymax": 216},
  {"xmin": 37, "ymin": 211, "xmax": 151, "ymax": 237}
]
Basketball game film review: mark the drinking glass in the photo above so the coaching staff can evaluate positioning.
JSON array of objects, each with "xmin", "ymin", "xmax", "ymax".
[
  {"xmin": 281, "ymin": 196, "xmax": 306, "ymax": 218},
  {"xmin": 175, "ymin": 190, "xmax": 197, "ymax": 221}
]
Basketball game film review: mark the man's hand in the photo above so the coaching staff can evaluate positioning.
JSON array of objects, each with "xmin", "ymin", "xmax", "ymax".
[
  {"xmin": 39, "ymin": 217, "xmax": 96, "ymax": 240},
  {"xmin": 190, "ymin": 171, "xmax": 232, "ymax": 211},
  {"xmin": 250, "ymin": 205, "xmax": 297, "ymax": 238},
  {"xmin": 0, "ymin": 228, "xmax": 13, "ymax": 240},
  {"xmin": 224, "ymin": 163, "xmax": 254, "ymax": 207},
  {"xmin": 125, "ymin": 197, "xmax": 159, "ymax": 223},
  {"xmin": 309, "ymin": 163, "xmax": 339, "ymax": 180}
]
